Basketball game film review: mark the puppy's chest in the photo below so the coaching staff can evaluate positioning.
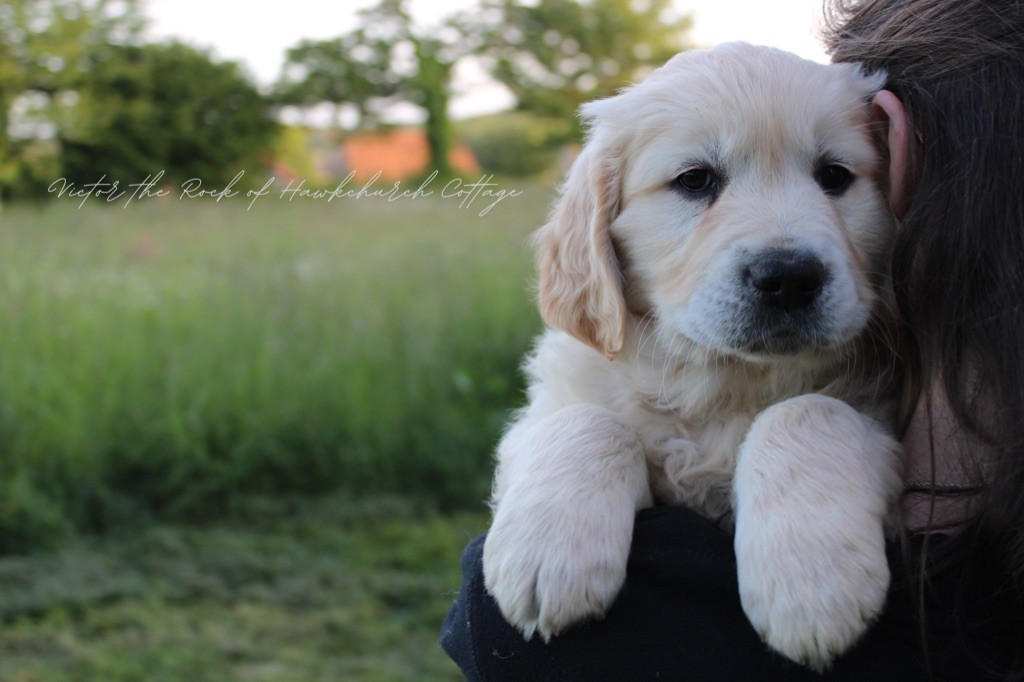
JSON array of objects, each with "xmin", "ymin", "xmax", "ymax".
[
  {"xmin": 635, "ymin": 393, "xmax": 758, "ymax": 513},
  {"xmin": 630, "ymin": 364, "xmax": 800, "ymax": 448},
  {"xmin": 628, "ymin": 371, "xmax": 839, "ymax": 518}
]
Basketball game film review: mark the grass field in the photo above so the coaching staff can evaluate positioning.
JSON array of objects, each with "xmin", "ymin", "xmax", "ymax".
[
  {"xmin": 0, "ymin": 495, "xmax": 489, "ymax": 681},
  {"xmin": 0, "ymin": 184, "xmax": 549, "ymax": 679},
  {"xmin": 0, "ymin": 184, "xmax": 548, "ymax": 551}
]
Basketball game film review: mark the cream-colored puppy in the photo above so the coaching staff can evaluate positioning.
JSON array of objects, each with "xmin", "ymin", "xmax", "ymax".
[{"xmin": 483, "ymin": 43, "xmax": 903, "ymax": 669}]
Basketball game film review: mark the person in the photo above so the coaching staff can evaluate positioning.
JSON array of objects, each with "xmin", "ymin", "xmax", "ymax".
[{"xmin": 440, "ymin": 0, "xmax": 1024, "ymax": 679}]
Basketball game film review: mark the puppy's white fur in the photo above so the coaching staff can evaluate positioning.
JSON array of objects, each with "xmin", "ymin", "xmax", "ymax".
[{"xmin": 483, "ymin": 43, "xmax": 903, "ymax": 669}]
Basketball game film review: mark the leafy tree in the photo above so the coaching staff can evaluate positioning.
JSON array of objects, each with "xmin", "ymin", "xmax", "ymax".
[
  {"xmin": 277, "ymin": 0, "xmax": 467, "ymax": 178},
  {"xmin": 0, "ymin": 32, "xmax": 27, "ymax": 192},
  {"xmin": 0, "ymin": 0, "xmax": 145, "ymax": 197},
  {"xmin": 60, "ymin": 42, "xmax": 277, "ymax": 185},
  {"xmin": 276, "ymin": 35, "xmax": 398, "ymax": 130},
  {"xmin": 1, "ymin": 0, "xmax": 144, "ymax": 92},
  {"xmin": 472, "ymin": 0, "xmax": 693, "ymax": 121}
]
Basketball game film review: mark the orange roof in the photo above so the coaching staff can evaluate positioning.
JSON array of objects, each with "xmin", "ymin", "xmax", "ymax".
[{"xmin": 342, "ymin": 128, "xmax": 479, "ymax": 180}]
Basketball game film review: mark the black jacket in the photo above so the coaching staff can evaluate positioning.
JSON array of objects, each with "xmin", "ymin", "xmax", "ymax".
[{"xmin": 442, "ymin": 506, "xmax": 1003, "ymax": 681}]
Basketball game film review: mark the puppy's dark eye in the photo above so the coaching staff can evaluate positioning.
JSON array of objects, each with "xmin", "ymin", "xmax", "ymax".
[
  {"xmin": 674, "ymin": 168, "xmax": 717, "ymax": 195},
  {"xmin": 816, "ymin": 164, "xmax": 854, "ymax": 196}
]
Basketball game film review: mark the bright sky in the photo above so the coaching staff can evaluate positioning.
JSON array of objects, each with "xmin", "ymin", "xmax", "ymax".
[{"xmin": 146, "ymin": 0, "xmax": 831, "ymax": 121}]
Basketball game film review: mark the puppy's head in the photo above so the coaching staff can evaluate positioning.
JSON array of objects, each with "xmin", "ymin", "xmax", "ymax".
[{"xmin": 536, "ymin": 43, "xmax": 892, "ymax": 363}]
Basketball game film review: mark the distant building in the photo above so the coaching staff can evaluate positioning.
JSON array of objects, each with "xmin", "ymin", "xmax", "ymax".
[{"xmin": 338, "ymin": 128, "xmax": 479, "ymax": 180}]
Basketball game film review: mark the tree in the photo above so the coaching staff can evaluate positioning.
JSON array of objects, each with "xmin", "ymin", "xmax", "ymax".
[
  {"xmin": 60, "ymin": 42, "xmax": 277, "ymax": 185},
  {"xmin": 0, "ymin": 27, "xmax": 27, "ymax": 193},
  {"xmin": 0, "ymin": 0, "xmax": 146, "ymax": 197},
  {"xmin": 277, "ymin": 0, "xmax": 467, "ymax": 178},
  {"xmin": 472, "ymin": 0, "xmax": 693, "ymax": 121},
  {"xmin": 276, "ymin": 34, "xmax": 397, "ymax": 130},
  {"xmin": 0, "ymin": 0, "xmax": 144, "ymax": 90},
  {"xmin": 409, "ymin": 35, "xmax": 456, "ymax": 179}
]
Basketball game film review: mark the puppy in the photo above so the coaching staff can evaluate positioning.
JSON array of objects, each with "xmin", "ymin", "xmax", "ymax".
[{"xmin": 482, "ymin": 43, "xmax": 903, "ymax": 669}]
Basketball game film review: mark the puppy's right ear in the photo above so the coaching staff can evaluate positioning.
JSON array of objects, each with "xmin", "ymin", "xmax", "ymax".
[{"xmin": 534, "ymin": 132, "xmax": 627, "ymax": 360}]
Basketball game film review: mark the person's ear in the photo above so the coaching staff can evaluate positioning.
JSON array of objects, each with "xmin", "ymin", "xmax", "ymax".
[{"xmin": 871, "ymin": 90, "xmax": 912, "ymax": 220}]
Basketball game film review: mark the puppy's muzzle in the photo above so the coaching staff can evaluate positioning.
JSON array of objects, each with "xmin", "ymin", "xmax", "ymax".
[
  {"xmin": 744, "ymin": 250, "xmax": 827, "ymax": 313},
  {"xmin": 732, "ymin": 249, "xmax": 835, "ymax": 355}
]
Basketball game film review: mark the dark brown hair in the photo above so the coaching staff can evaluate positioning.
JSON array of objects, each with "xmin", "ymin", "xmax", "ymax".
[{"xmin": 824, "ymin": 0, "xmax": 1024, "ymax": 678}]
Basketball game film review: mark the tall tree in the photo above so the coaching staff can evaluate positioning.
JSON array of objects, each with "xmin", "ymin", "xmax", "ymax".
[
  {"xmin": 276, "ymin": 0, "xmax": 467, "ymax": 177},
  {"xmin": 472, "ymin": 0, "xmax": 693, "ymax": 121}
]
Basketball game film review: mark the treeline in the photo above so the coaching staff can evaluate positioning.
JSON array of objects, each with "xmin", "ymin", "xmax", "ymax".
[
  {"xmin": 0, "ymin": 0, "xmax": 691, "ymax": 201},
  {"xmin": 0, "ymin": 0, "xmax": 278, "ymax": 199}
]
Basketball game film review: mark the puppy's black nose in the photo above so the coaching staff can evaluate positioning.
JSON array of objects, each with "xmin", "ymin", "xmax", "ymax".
[{"xmin": 745, "ymin": 251, "xmax": 827, "ymax": 312}]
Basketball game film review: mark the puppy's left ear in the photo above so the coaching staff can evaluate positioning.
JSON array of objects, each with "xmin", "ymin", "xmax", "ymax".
[{"xmin": 534, "ymin": 129, "xmax": 628, "ymax": 360}]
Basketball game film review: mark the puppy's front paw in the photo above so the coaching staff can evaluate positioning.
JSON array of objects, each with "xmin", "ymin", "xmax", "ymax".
[
  {"xmin": 483, "ymin": 500, "xmax": 633, "ymax": 641},
  {"xmin": 733, "ymin": 395, "xmax": 902, "ymax": 669},
  {"xmin": 735, "ymin": 519, "xmax": 890, "ymax": 670}
]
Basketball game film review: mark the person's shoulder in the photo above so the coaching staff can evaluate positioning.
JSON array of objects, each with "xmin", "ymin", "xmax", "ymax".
[{"xmin": 443, "ymin": 507, "xmax": 971, "ymax": 681}]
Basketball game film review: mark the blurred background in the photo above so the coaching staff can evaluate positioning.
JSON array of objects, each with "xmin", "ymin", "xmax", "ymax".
[{"xmin": 0, "ymin": 0, "xmax": 827, "ymax": 679}]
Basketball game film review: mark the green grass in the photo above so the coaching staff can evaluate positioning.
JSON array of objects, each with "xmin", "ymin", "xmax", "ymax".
[
  {"xmin": 0, "ymin": 495, "xmax": 489, "ymax": 681},
  {"xmin": 0, "ymin": 182, "xmax": 549, "ymax": 678},
  {"xmin": 0, "ymin": 185, "xmax": 549, "ymax": 551}
]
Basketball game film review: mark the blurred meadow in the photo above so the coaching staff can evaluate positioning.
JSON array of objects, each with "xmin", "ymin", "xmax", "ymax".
[
  {"xmin": 0, "ymin": 0, "xmax": 696, "ymax": 678},
  {"xmin": 0, "ymin": 193, "xmax": 547, "ymax": 549},
  {"xmin": 0, "ymin": 189, "xmax": 549, "ymax": 680}
]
